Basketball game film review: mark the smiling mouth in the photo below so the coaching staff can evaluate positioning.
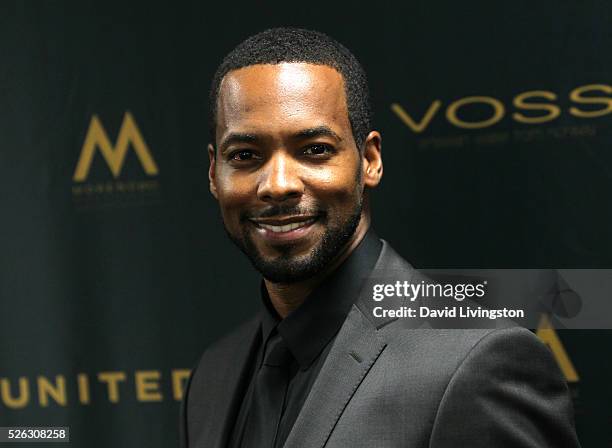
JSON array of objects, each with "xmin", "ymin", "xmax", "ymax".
[{"xmin": 250, "ymin": 216, "xmax": 318, "ymax": 233}]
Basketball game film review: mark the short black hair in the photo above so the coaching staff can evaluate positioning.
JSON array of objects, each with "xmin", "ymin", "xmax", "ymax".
[{"xmin": 209, "ymin": 27, "xmax": 371, "ymax": 150}]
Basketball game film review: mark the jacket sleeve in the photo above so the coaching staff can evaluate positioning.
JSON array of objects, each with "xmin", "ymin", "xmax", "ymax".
[{"xmin": 429, "ymin": 327, "xmax": 581, "ymax": 447}]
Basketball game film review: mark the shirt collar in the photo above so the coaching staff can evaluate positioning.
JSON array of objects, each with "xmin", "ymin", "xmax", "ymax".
[{"xmin": 260, "ymin": 228, "xmax": 382, "ymax": 370}]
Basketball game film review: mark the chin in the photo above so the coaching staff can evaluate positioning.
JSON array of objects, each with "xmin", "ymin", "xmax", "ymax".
[{"xmin": 255, "ymin": 247, "xmax": 326, "ymax": 283}]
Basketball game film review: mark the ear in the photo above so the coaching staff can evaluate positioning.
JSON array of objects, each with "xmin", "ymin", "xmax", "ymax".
[
  {"xmin": 361, "ymin": 131, "xmax": 383, "ymax": 188},
  {"xmin": 208, "ymin": 144, "xmax": 219, "ymax": 200}
]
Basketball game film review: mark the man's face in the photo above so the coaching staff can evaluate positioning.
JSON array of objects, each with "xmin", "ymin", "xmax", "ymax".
[{"xmin": 210, "ymin": 63, "xmax": 371, "ymax": 283}]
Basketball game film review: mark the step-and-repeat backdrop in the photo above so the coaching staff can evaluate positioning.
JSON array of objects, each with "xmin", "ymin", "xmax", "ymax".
[{"xmin": 1, "ymin": 2, "xmax": 610, "ymax": 446}]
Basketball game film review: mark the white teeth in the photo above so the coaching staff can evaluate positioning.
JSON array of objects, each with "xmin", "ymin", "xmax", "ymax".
[{"xmin": 258, "ymin": 218, "xmax": 315, "ymax": 233}]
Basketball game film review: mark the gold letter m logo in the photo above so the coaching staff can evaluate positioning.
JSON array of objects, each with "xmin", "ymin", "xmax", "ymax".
[{"xmin": 73, "ymin": 111, "xmax": 159, "ymax": 182}]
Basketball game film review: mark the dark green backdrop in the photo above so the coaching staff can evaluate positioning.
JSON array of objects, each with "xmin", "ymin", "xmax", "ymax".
[{"xmin": 1, "ymin": 1, "xmax": 610, "ymax": 446}]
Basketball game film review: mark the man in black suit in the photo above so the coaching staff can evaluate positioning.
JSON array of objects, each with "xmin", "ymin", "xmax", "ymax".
[{"xmin": 180, "ymin": 27, "xmax": 580, "ymax": 447}]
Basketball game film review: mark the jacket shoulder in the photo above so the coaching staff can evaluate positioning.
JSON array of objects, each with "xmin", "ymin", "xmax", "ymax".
[
  {"xmin": 194, "ymin": 314, "xmax": 260, "ymax": 370},
  {"xmin": 427, "ymin": 326, "xmax": 580, "ymax": 447}
]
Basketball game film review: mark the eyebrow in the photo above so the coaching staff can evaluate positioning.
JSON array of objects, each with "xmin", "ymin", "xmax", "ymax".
[
  {"xmin": 219, "ymin": 126, "xmax": 343, "ymax": 153},
  {"xmin": 293, "ymin": 126, "xmax": 343, "ymax": 142},
  {"xmin": 219, "ymin": 133, "xmax": 260, "ymax": 152}
]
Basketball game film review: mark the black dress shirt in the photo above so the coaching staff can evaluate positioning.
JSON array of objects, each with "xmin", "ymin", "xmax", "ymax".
[{"xmin": 229, "ymin": 228, "xmax": 383, "ymax": 448}]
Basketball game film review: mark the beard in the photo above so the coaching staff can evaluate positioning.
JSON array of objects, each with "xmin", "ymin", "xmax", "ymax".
[{"xmin": 224, "ymin": 198, "xmax": 362, "ymax": 284}]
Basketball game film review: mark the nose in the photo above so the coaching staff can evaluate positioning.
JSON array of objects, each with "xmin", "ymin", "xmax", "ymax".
[{"xmin": 257, "ymin": 152, "xmax": 304, "ymax": 203}]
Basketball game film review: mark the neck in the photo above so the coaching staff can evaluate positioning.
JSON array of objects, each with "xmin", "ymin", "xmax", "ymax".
[{"xmin": 264, "ymin": 214, "xmax": 370, "ymax": 319}]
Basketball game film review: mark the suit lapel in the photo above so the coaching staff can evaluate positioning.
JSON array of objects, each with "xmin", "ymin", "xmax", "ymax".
[
  {"xmin": 283, "ymin": 305, "xmax": 386, "ymax": 448},
  {"xmin": 283, "ymin": 238, "xmax": 417, "ymax": 447},
  {"xmin": 191, "ymin": 316, "xmax": 261, "ymax": 448}
]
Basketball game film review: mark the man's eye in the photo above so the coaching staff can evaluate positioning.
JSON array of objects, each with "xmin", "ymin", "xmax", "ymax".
[
  {"xmin": 303, "ymin": 144, "xmax": 334, "ymax": 156},
  {"xmin": 230, "ymin": 150, "xmax": 257, "ymax": 161}
]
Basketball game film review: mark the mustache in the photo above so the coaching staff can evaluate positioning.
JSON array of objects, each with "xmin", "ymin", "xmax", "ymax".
[{"xmin": 241, "ymin": 204, "xmax": 326, "ymax": 221}]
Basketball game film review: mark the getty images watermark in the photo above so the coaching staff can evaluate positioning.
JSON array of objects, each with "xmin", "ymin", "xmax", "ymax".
[
  {"xmin": 362, "ymin": 269, "xmax": 612, "ymax": 329},
  {"xmin": 370, "ymin": 278, "xmax": 526, "ymax": 320}
]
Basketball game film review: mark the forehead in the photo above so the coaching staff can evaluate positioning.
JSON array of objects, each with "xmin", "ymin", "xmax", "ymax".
[{"xmin": 216, "ymin": 63, "xmax": 351, "ymax": 141}]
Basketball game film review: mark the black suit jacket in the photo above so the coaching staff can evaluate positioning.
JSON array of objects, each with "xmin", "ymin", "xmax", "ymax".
[{"xmin": 181, "ymin": 240, "xmax": 580, "ymax": 447}]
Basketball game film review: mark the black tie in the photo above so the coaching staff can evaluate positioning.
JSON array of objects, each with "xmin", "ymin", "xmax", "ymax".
[{"xmin": 243, "ymin": 331, "xmax": 293, "ymax": 448}]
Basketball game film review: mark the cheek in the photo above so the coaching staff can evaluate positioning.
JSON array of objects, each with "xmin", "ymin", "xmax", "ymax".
[
  {"xmin": 307, "ymin": 164, "xmax": 362, "ymax": 202},
  {"xmin": 215, "ymin": 173, "xmax": 254, "ymax": 219}
]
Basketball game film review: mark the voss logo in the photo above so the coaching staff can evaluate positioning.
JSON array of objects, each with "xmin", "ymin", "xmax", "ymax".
[{"xmin": 392, "ymin": 83, "xmax": 612, "ymax": 133}]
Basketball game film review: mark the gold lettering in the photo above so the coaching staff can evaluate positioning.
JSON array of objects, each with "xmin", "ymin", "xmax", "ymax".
[
  {"xmin": 98, "ymin": 371, "xmax": 126, "ymax": 403},
  {"xmin": 513, "ymin": 91, "xmax": 561, "ymax": 124},
  {"xmin": 135, "ymin": 370, "xmax": 163, "ymax": 402},
  {"xmin": 446, "ymin": 96, "xmax": 505, "ymax": 129},
  {"xmin": 77, "ymin": 373, "xmax": 90, "ymax": 405},
  {"xmin": 73, "ymin": 112, "xmax": 159, "ymax": 182},
  {"xmin": 536, "ymin": 314, "xmax": 579, "ymax": 383},
  {"xmin": 569, "ymin": 84, "xmax": 612, "ymax": 118},
  {"xmin": 171, "ymin": 369, "xmax": 192, "ymax": 401},
  {"xmin": 37, "ymin": 375, "xmax": 67, "ymax": 407},
  {"xmin": 1, "ymin": 377, "xmax": 30, "ymax": 409},
  {"xmin": 391, "ymin": 101, "xmax": 442, "ymax": 133}
]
